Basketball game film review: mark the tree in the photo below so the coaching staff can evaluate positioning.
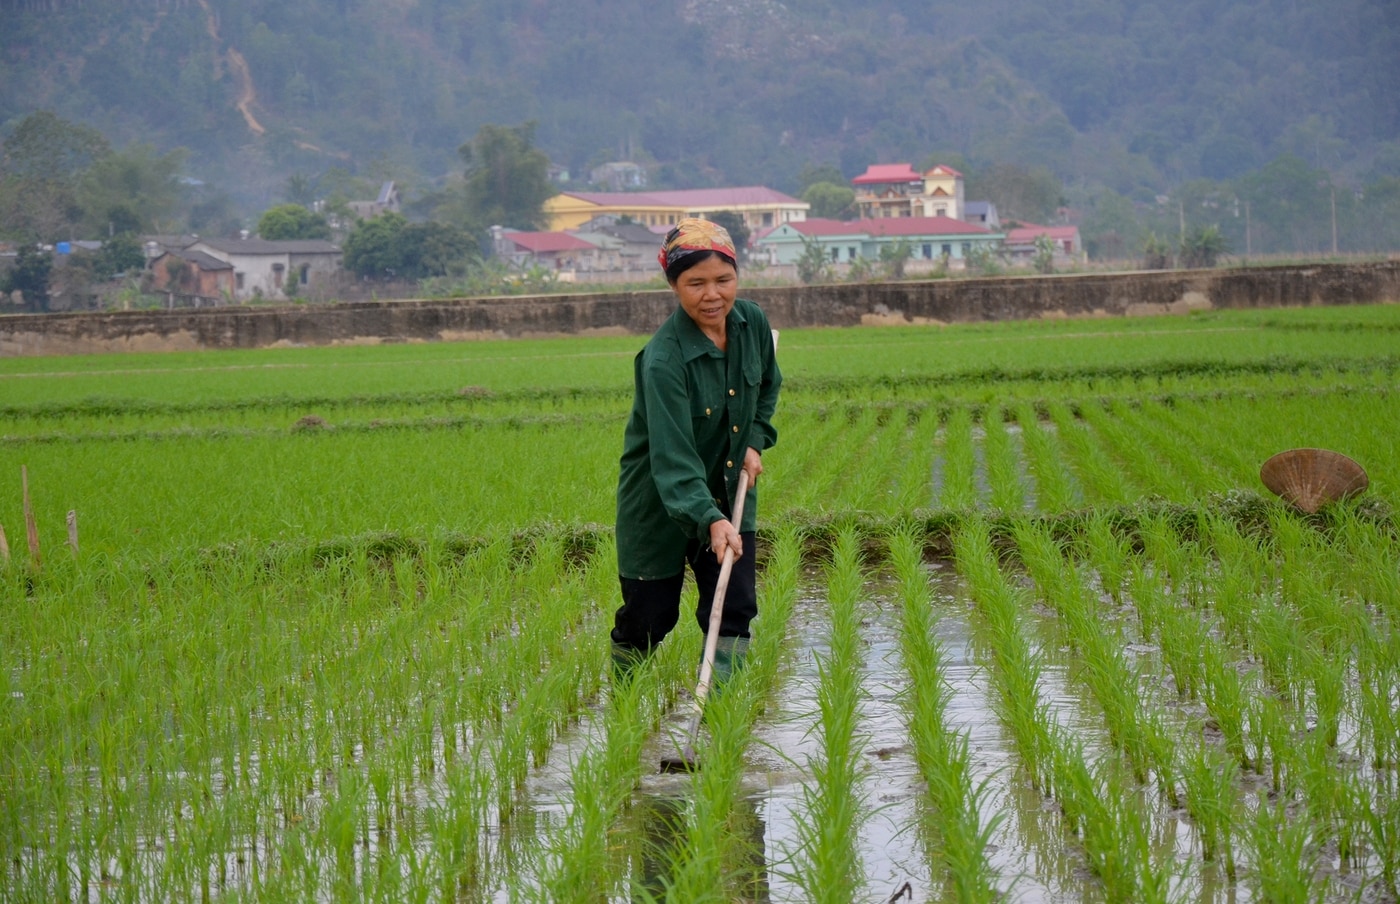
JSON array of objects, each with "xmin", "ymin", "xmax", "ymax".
[
  {"xmin": 1032, "ymin": 234, "xmax": 1056, "ymax": 274},
  {"xmin": 0, "ymin": 110, "xmax": 109, "ymax": 183},
  {"xmin": 397, "ymin": 221, "xmax": 478, "ymax": 278},
  {"xmin": 878, "ymin": 240, "xmax": 913, "ymax": 279},
  {"xmin": 796, "ymin": 163, "xmax": 846, "ymax": 194},
  {"xmin": 4, "ymin": 245, "xmax": 54, "ymax": 311},
  {"xmin": 795, "ymin": 235, "xmax": 830, "ymax": 284},
  {"xmin": 0, "ymin": 111, "xmax": 110, "ymax": 242},
  {"xmin": 802, "ymin": 182, "xmax": 856, "ymax": 220},
  {"xmin": 1141, "ymin": 232, "xmax": 1173, "ymax": 270},
  {"xmin": 92, "ymin": 233, "xmax": 146, "ymax": 279},
  {"xmin": 460, "ymin": 123, "xmax": 554, "ymax": 231},
  {"xmin": 1179, "ymin": 225, "xmax": 1227, "ymax": 269},
  {"xmin": 258, "ymin": 204, "xmax": 332, "ymax": 240},
  {"xmin": 976, "ymin": 163, "xmax": 1063, "ymax": 224},
  {"xmin": 343, "ymin": 214, "xmax": 476, "ymax": 279},
  {"xmin": 343, "ymin": 212, "xmax": 407, "ymax": 278},
  {"xmin": 77, "ymin": 144, "xmax": 188, "ymax": 237},
  {"xmin": 706, "ymin": 211, "xmax": 750, "ymax": 265}
]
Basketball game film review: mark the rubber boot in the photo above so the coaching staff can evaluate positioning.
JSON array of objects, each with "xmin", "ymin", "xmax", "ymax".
[
  {"xmin": 611, "ymin": 642, "xmax": 647, "ymax": 687},
  {"xmin": 709, "ymin": 635, "xmax": 750, "ymax": 691}
]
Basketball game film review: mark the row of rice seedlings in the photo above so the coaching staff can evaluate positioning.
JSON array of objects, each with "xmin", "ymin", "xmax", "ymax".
[
  {"xmin": 951, "ymin": 520, "xmax": 1051, "ymax": 792},
  {"xmin": 887, "ymin": 525, "xmax": 1001, "ymax": 903},
  {"xmin": 1016, "ymin": 517, "xmax": 1181, "ymax": 803},
  {"xmin": 1074, "ymin": 401, "xmax": 1194, "ymax": 503},
  {"xmin": 979, "ymin": 406, "xmax": 1027, "ymax": 514},
  {"xmin": 892, "ymin": 405, "xmax": 942, "ymax": 511},
  {"xmin": 788, "ymin": 526, "xmax": 869, "ymax": 903},
  {"xmin": 1105, "ymin": 399, "xmax": 1237, "ymax": 496},
  {"xmin": 523, "ymin": 640, "xmax": 681, "ymax": 903},
  {"xmin": 1011, "ymin": 403, "xmax": 1078, "ymax": 512},
  {"xmin": 651, "ymin": 525, "xmax": 804, "ymax": 903},
  {"xmin": 842, "ymin": 408, "xmax": 917, "ymax": 513},
  {"xmin": 1044, "ymin": 401, "xmax": 1136, "ymax": 505},
  {"xmin": 828, "ymin": 408, "xmax": 907, "ymax": 514},
  {"xmin": 937, "ymin": 406, "xmax": 978, "ymax": 511},
  {"xmin": 772, "ymin": 405, "xmax": 878, "ymax": 515},
  {"xmin": 954, "ymin": 519, "xmax": 1167, "ymax": 901}
]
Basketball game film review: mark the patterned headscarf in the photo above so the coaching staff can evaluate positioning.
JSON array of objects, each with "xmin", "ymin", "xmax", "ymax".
[{"xmin": 657, "ymin": 217, "xmax": 737, "ymax": 273}]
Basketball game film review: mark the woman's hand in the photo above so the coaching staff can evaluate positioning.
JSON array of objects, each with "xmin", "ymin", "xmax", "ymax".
[
  {"xmin": 708, "ymin": 518, "xmax": 742, "ymax": 565},
  {"xmin": 743, "ymin": 446, "xmax": 763, "ymax": 486}
]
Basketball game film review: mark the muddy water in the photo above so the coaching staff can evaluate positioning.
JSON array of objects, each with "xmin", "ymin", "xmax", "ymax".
[{"xmin": 500, "ymin": 564, "xmax": 1390, "ymax": 904}]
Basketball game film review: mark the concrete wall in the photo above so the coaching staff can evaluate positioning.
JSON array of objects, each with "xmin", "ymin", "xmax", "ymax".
[{"xmin": 2, "ymin": 261, "xmax": 1396, "ymax": 357}]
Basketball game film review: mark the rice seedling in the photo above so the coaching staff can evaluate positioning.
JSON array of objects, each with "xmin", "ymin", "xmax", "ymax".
[
  {"xmin": 1045, "ymin": 401, "xmax": 1135, "ymax": 505},
  {"xmin": 788, "ymin": 525, "xmax": 869, "ymax": 904},
  {"xmin": 1012, "ymin": 402, "xmax": 1078, "ymax": 512},
  {"xmin": 888, "ymin": 525, "xmax": 1001, "ymax": 903},
  {"xmin": 938, "ymin": 406, "xmax": 978, "ymax": 511},
  {"xmin": 1244, "ymin": 797, "xmax": 1322, "ymax": 902},
  {"xmin": 979, "ymin": 405, "xmax": 1026, "ymax": 514}
]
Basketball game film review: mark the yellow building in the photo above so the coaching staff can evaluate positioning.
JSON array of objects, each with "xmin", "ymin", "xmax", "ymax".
[{"xmin": 544, "ymin": 187, "xmax": 808, "ymax": 233}]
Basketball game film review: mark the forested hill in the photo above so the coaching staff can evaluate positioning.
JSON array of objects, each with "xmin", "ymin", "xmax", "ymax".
[{"xmin": 2, "ymin": 0, "xmax": 1397, "ymax": 207}]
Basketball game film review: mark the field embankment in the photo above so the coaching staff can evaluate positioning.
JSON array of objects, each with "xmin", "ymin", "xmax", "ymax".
[{"xmin": 2, "ymin": 260, "xmax": 1397, "ymax": 357}]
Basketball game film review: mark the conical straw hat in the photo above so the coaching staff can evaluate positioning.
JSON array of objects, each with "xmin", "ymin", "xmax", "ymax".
[{"xmin": 1259, "ymin": 448, "xmax": 1368, "ymax": 513}]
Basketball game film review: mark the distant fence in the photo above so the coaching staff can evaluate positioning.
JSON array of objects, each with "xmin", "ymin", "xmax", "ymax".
[{"xmin": 1, "ymin": 260, "xmax": 1396, "ymax": 357}]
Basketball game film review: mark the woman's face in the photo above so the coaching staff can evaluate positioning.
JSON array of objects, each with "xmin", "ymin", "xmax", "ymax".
[{"xmin": 671, "ymin": 255, "xmax": 738, "ymax": 333}]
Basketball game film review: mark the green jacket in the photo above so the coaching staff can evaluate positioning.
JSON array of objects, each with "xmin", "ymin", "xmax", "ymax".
[{"xmin": 616, "ymin": 298, "xmax": 782, "ymax": 580}]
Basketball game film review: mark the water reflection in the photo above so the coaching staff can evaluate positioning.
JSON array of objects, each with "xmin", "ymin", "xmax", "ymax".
[{"xmin": 626, "ymin": 792, "xmax": 771, "ymax": 903}]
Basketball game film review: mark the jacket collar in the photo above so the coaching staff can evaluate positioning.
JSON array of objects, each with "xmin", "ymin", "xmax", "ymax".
[{"xmin": 674, "ymin": 301, "xmax": 747, "ymax": 362}]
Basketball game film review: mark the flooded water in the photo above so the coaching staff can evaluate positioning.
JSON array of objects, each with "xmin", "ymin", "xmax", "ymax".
[{"xmin": 483, "ymin": 562, "xmax": 1392, "ymax": 904}]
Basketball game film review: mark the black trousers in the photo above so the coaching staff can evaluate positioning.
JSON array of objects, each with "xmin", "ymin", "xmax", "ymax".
[{"xmin": 611, "ymin": 531, "xmax": 757, "ymax": 653}]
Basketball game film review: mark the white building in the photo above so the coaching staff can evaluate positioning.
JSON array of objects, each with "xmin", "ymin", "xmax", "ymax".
[{"xmin": 189, "ymin": 237, "xmax": 342, "ymax": 301}]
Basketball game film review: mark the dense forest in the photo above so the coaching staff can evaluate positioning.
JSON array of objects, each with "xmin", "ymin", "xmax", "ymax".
[{"xmin": 2, "ymin": 0, "xmax": 1399, "ymax": 257}]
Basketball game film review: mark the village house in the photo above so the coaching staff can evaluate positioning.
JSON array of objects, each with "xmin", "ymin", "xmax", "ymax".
[
  {"xmin": 543, "ymin": 187, "xmax": 809, "ymax": 233},
  {"xmin": 347, "ymin": 182, "xmax": 400, "ymax": 221},
  {"xmin": 146, "ymin": 248, "xmax": 235, "ymax": 301},
  {"xmin": 1004, "ymin": 224, "xmax": 1085, "ymax": 265},
  {"xmin": 851, "ymin": 163, "xmax": 1002, "ymax": 229},
  {"xmin": 569, "ymin": 216, "xmax": 660, "ymax": 273},
  {"xmin": 187, "ymin": 237, "xmax": 342, "ymax": 301},
  {"xmin": 489, "ymin": 227, "xmax": 602, "ymax": 276},
  {"xmin": 754, "ymin": 216, "xmax": 1003, "ymax": 270}
]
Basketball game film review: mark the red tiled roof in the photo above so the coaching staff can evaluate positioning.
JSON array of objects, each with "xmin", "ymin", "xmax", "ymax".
[
  {"xmin": 506, "ymin": 232, "xmax": 598, "ymax": 253},
  {"xmin": 783, "ymin": 216, "xmax": 992, "ymax": 238},
  {"xmin": 1005, "ymin": 225, "xmax": 1080, "ymax": 244},
  {"xmin": 560, "ymin": 186, "xmax": 803, "ymax": 207},
  {"xmin": 852, "ymin": 164, "xmax": 922, "ymax": 185}
]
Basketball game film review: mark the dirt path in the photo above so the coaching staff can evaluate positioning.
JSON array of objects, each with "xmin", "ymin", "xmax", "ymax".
[{"xmin": 195, "ymin": 0, "xmax": 265, "ymax": 136}]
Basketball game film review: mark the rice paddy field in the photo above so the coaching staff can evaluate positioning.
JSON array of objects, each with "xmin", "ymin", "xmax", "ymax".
[{"xmin": 2, "ymin": 302, "xmax": 1399, "ymax": 903}]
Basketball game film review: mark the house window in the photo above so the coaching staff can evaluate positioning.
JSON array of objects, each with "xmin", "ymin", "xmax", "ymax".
[
  {"xmin": 922, "ymin": 243, "xmax": 932, "ymax": 259},
  {"xmin": 849, "ymin": 247, "xmax": 857, "ymax": 260},
  {"xmin": 763, "ymin": 212, "xmax": 773, "ymax": 226},
  {"xmin": 936, "ymin": 208, "xmax": 947, "ymax": 217},
  {"xmin": 236, "ymin": 272, "xmax": 245, "ymax": 290},
  {"xmin": 272, "ymin": 262, "xmax": 285, "ymax": 289},
  {"xmin": 300, "ymin": 264, "xmax": 310, "ymax": 285},
  {"xmin": 961, "ymin": 242, "xmax": 971, "ymax": 257},
  {"xmin": 942, "ymin": 244, "xmax": 952, "ymax": 257},
  {"xmin": 830, "ymin": 248, "xmax": 839, "ymax": 262}
]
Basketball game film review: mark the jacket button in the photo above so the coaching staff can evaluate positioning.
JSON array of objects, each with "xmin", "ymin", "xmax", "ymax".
[
  {"xmin": 732, "ymin": 425, "xmax": 739, "ymax": 432},
  {"xmin": 726, "ymin": 460, "xmax": 734, "ymax": 468},
  {"xmin": 705, "ymin": 407, "xmax": 711, "ymax": 415},
  {"xmin": 728, "ymin": 389, "xmax": 736, "ymax": 396}
]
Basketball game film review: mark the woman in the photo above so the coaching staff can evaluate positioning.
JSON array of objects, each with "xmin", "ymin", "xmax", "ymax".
[{"xmin": 611, "ymin": 217, "xmax": 782, "ymax": 686}]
